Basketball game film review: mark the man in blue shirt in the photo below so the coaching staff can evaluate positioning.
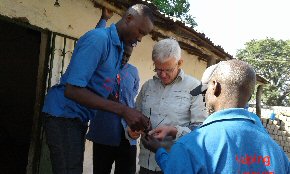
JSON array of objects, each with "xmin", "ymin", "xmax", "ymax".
[
  {"xmin": 142, "ymin": 60, "xmax": 290, "ymax": 174},
  {"xmin": 86, "ymin": 9, "xmax": 139, "ymax": 174},
  {"xmin": 42, "ymin": 4, "xmax": 154, "ymax": 174}
]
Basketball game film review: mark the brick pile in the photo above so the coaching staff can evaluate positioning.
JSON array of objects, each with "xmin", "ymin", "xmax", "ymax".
[{"xmin": 261, "ymin": 110, "xmax": 290, "ymax": 159}]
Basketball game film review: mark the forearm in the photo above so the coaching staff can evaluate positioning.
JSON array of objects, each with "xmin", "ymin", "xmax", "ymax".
[
  {"xmin": 65, "ymin": 84, "xmax": 127, "ymax": 116},
  {"xmin": 155, "ymin": 148, "xmax": 169, "ymax": 171}
]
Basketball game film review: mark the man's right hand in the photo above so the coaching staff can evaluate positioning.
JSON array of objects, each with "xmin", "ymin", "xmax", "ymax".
[{"xmin": 122, "ymin": 107, "xmax": 150, "ymax": 132}]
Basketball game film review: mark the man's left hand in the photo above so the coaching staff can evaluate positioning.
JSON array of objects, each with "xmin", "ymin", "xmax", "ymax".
[
  {"xmin": 101, "ymin": 7, "xmax": 113, "ymax": 21},
  {"xmin": 149, "ymin": 126, "xmax": 177, "ymax": 141}
]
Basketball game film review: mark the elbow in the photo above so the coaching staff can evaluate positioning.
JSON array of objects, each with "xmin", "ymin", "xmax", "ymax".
[{"xmin": 64, "ymin": 83, "xmax": 75, "ymax": 99}]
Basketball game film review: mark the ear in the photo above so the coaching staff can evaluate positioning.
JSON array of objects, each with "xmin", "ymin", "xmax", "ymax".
[
  {"xmin": 178, "ymin": 59, "xmax": 184, "ymax": 67},
  {"xmin": 125, "ymin": 14, "xmax": 134, "ymax": 24},
  {"xmin": 212, "ymin": 80, "xmax": 221, "ymax": 97}
]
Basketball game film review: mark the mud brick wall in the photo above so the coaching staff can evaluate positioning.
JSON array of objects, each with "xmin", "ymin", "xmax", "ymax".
[{"xmin": 260, "ymin": 109, "xmax": 290, "ymax": 159}]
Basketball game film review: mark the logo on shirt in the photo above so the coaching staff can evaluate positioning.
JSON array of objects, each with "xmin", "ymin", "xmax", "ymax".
[{"xmin": 235, "ymin": 154, "xmax": 274, "ymax": 174}]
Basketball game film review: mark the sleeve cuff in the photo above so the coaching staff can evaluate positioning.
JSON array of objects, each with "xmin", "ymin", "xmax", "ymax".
[
  {"xmin": 66, "ymin": 79, "xmax": 87, "ymax": 88},
  {"xmin": 174, "ymin": 125, "xmax": 183, "ymax": 140}
]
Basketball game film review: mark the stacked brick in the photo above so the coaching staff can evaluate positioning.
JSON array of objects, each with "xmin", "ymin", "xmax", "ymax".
[{"xmin": 261, "ymin": 111, "xmax": 290, "ymax": 159}]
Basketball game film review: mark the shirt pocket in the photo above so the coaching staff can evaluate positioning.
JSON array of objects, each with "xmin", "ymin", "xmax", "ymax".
[
  {"xmin": 141, "ymin": 90, "xmax": 157, "ymax": 117},
  {"xmin": 165, "ymin": 91, "xmax": 191, "ymax": 115}
]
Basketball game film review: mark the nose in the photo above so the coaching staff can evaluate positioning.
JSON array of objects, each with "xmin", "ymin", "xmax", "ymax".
[{"xmin": 159, "ymin": 71, "xmax": 167, "ymax": 78}]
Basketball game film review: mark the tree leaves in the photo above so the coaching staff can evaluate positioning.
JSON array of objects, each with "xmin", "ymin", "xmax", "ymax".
[
  {"xmin": 237, "ymin": 38, "xmax": 290, "ymax": 106},
  {"xmin": 151, "ymin": 0, "xmax": 197, "ymax": 27}
]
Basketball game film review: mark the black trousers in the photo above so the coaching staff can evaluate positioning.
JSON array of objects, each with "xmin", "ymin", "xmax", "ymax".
[
  {"xmin": 93, "ymin": 133, "xmax": 137, "ymax": 174},
  {"xmin": 44, "ymin": 114, "xmax": 88, "ymax": 174}
]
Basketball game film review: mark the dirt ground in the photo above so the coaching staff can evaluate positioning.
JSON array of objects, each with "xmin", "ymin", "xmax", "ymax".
[{"xmin": 83, "ymin": 140, "xmax": 141, "ymax": 174}]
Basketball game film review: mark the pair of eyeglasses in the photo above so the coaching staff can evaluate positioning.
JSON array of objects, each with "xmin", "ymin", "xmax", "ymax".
[{"xmin": 153, "ymin": 64, "xmax": 178, "ymax": 74}]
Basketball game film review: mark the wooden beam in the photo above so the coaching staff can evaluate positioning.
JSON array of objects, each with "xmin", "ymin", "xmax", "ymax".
[
  {"xmin": 26, "ymin": 31, "xmax": 51, "ymax": 174},
  {"xmin": 256, "ymin": 85, "xmax": 263, "ymax": 117}
]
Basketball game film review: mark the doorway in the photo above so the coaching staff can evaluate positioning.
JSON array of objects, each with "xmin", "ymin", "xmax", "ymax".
[{"xmin": 0, "ymin": 19, "xmax": 40, "ymax": 174}]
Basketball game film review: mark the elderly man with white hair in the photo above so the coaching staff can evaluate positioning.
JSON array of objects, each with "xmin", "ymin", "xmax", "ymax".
[{"xmin": 129, "ymin": 38, "xmax": 207, "ymax": 174}]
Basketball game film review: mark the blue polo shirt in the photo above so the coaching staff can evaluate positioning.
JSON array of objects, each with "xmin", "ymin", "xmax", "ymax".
[
  {"xmin": 86, "ymin": 64, "xmax": 139, "ymax": 146},
  {"xmin": 156, "ymin": 108, "xmax": 290, "ymax": 174},
  {"xmin": 42, "ymin": 24, "xmax": 124, "ymax": 122}
]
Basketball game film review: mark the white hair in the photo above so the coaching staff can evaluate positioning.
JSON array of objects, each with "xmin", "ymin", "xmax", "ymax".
[{"xmin": 152, "ymin": 38, "xmax": 181, "ymax": 62}]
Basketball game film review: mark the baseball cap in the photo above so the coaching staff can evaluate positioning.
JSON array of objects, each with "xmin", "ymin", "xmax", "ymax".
[{"xmin": 190, "ymin": 63, "xmax": 220, "ymax": 96}]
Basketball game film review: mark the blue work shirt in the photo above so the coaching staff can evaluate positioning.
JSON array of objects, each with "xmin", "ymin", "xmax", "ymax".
[
  {"xmin": 247, "ymin": 110, "xmax": 268, "ymax": 133},
  {"xmin": 156, "ymin": 108, "xmax": 290, "ymax": 174},
  {"xmin": 86, "ymin": 64, "xmax": 139, "ymax": 146},
  {"xmin": 96, "ymin": 19, "xmax": 106, "ymax": 28},
  {"xmin": 42, "ymin": 24, "xmax": 124, "ymax": 122}
]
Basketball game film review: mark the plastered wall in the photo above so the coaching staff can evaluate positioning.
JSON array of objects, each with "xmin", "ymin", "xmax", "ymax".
[
  {"xmin": 1, "ymin": 1, "xmax": 207, "ymax": 173},
  {"xmin": 0, "ymin": 0, "xmax": 207, "ymax": 86}
]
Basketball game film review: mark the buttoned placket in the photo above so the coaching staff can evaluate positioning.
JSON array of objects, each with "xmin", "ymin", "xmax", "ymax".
[{"xmin": 146, "ymin": 80, "xmax": 177, "ymax": 171}]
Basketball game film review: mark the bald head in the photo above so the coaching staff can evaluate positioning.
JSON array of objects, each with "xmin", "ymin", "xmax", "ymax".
[
  {"xmin": 212, "ymin": 60, "xmax": 256, "ymax": 96},
  {"xmin": 205, "ymin": 59, "xmax": 256, "ymax": 114}
]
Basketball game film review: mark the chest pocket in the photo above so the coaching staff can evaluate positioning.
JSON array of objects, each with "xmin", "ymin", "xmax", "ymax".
[
  {"xmin": 97, "ymin": 53, "xmax": 121, "ymax": 73},
  {"xmin": 141, "ymin": 89, "xmax": 158, "ymax": 117},
  {"xmin": 165, "ymin": 91, "xmax": 192, "ymax": 114},
  {"xmin": 89, "ymin": 47, "xmax": 122, "ymax": 96}
]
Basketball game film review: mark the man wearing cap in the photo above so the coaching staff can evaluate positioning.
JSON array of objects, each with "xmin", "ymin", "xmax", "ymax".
[{"xmin": 142, "ymin": 59, "xmax": 290, "ymax": 174}]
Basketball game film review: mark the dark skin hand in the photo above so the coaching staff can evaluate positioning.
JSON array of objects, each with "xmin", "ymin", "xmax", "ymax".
[
  {"xmin": 101, "ymin": 7, "xmax": 113, "ymax": 21},
  {"xmin": 141, "ymin": 134, "xmax": 162, "ymax": 153},
  {"xmin": 65, "ymin": 84, "xmax": 150, "ymax": 131}
]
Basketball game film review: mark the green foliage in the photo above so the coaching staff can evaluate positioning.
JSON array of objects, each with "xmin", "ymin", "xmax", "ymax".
[
  {"xmin": 236, "ymin": 38, "xmax": 290, "ymax": 106},
  {"xmin": 151, "ymin": 0, "xmax": 197, "ymax": 28}
]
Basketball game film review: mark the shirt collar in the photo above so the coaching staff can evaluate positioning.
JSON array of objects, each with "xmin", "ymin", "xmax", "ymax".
[
  {"xmin": 201, "ymin": 108, "xmax": 256, "ymax": 128},
  {"xmin": 109, "ymin": 24, "xmax": 123, "ymax": 48}
]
